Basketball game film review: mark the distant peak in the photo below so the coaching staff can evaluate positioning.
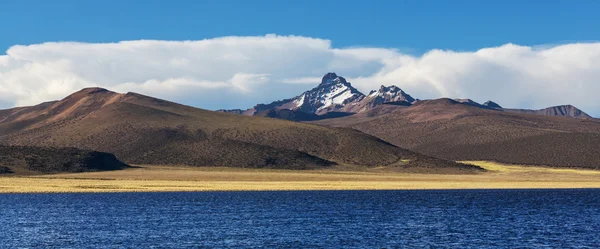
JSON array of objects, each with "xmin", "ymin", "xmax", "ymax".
[
  {"xmin": 61, "ymin": 87, "xmax": 119, "ymax": 101},
  {"xmin": 322, "ymin": 72, "xmax": 338, "ymax": 81},
  {"xmin": 378, "ymin": 85, "xmax": 401, "ymax": 91},
  {"xmin": 76, "ymin": 87, "xmax": 115, "ymax": 95},
  {"xmin": 367, "ymin": 85, "xmax": 414, "ymax": 102},
  {"xmin": 540, "ymin": 105, "xmax": 591, "ymax": 118},
  {"xmin": 483, "ymin": 100, "xmax": 502, "ymax": 109},
  {"xmin": 319, "ymin": 72, "xmax": 349, "ymax": 86},
  {"xmin": 555, "ymin": 104, "xmax": 575, "ymax": 108},
  {"xmin": 454, "ymin": 98, "xmax": 479, "ymax": 104},
  {"xmin": 415, "ymin": 98, "xmax": 459, "ymax": 106},
  {"xmin": 454, "ymin": 98, "xmax": 473, "ymax": 102}
]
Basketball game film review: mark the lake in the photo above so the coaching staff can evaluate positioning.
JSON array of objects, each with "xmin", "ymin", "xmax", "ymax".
[{"xmin": 0, "ymin": 189, "xmax": 599, "ymax": 248}]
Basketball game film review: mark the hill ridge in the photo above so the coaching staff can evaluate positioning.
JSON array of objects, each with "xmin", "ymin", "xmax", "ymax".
[
  {"xmin": 0, "ymin": 88, "xmax": 480, "ymax": 172},
  {"xmin": 311, "ymin": 98, "xmax": 600, "ymax": 169}
]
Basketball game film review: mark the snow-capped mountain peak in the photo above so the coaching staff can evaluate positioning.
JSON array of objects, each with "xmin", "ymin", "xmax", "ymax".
[
  {"xmin": 296, "ymin": 73, "xmax": 364, "ymax": 114},
  {"xmin": 319, "ymin": 72, "xmax": 345, "ymax": 86},
  {"xmin": 367, "ymin": 85, "xmax": 415, "ymax": 103},
  {"xmin": 220, "ymin": 73, "xmax": 418, "ymax": 118}
]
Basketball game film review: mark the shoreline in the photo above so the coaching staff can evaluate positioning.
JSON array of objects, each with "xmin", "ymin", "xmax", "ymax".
[
  {"xmin": 2, "ymin": 188, "xmax": 600, "ymax": 195},
  {"xmin": 2, "ymin": 161, "xmax": 600, "ymax": 193}
]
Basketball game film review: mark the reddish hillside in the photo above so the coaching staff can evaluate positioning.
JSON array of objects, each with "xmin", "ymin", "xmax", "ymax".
[{"xmin": 312, "ymin": 98, "xmax": 600, "ymax": 169}]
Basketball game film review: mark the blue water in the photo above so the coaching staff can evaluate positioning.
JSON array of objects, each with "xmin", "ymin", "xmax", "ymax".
[{"xmin": 0, "ymin": 190, "xmax": 599, "ymax": 248}]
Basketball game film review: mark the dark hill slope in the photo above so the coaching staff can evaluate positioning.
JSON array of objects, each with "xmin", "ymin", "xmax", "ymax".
[
  {"xmin": 312, "ymin": 98, "xmax": 600, "ymax": 169},
  {"xmin": 0, "ymin": 88, "xmax": 479, "ymax": 172},
  {"xmin": 0, "ymin": 145, "xmax": 128, "ymax": 174}
]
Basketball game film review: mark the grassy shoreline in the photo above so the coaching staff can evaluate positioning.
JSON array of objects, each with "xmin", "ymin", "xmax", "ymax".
[{"xmin": 1, "ymin": 161, "xmax": 600, "ymax": 193}]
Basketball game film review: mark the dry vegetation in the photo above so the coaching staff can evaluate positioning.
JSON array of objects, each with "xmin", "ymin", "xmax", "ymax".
[{"xmin": 1, "ymin": 161, "xmax": 599, "ymax": 193}]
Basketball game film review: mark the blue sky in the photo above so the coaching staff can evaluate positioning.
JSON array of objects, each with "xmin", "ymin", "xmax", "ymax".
[
  {"xmin": 1, "ymin": 0, "xmax": 599, "ymax": 53},
  {"xmin": 1, "ymin": 0, "xmax": 600, "ymax": 116}
]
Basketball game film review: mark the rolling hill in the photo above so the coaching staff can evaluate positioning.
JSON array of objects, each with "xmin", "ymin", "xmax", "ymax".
[
  {"xmin": 0, "ymin": 88, "xmax": 480, "ymax": 172},
  {"xmin": 312, "ymin": 98, "xmax": 600, "ymax": 169}
]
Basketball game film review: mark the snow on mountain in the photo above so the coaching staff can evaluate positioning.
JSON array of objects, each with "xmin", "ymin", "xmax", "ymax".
[
  {"xmin": 237, "ymin": 73, "xmax": 365, "ymax": 116},
  {"xmin": 296, "ymin": 73, "xmax": 365, "ymax": 114},
  {"xmin": 219, "ymin": 72, "xmax": 419, "ymax": 119},
  {"xmin": 367, "ymin": 85, "xmax": 415, "ymax": 103},
  {"xmin": 217, "ymin": 72, "xmax": 593, "ymax": 121},
  {"xmin": 336, "ymin": 85, "xmax": 416, "ymax": 113}
]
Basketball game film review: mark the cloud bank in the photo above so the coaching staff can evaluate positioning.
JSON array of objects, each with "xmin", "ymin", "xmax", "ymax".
[{"xmin": 1, "ymin": 34, "xmax": 599, "ymax": 116}]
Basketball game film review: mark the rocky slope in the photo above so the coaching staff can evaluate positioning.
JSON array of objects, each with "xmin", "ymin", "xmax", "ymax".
[
  {"xmin": 236, "ymin": 73, "xmax": 366, "ymax": 116},
  {"xmin": 220, "ymin": 73, "xmax": 416, "ymax": 121}
]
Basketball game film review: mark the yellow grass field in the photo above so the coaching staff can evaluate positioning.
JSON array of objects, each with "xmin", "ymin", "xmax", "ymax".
[{"xmin": 1, "ymin": 161, "xmax": 599, "ymax": 193}]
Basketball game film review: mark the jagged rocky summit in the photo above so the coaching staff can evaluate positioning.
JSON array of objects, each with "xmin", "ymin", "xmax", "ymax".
[{"xmin": 220, "ymin": 73, "xmax": 415, "ymax": 119}]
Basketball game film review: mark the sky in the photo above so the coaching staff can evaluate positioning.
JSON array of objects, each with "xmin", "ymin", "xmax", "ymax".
[{"xmin": 1, "ymin": 0, "xmax": 600, "ymax": 115}]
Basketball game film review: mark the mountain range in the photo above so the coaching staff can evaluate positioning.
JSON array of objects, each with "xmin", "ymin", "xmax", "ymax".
[{"xmin": 220, "ymin": 73, "xmax": 592, "ymax": 121}]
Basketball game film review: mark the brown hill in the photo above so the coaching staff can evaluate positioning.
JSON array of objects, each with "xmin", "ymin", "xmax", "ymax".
[
  {"xmin": 0, "ymin": 145, "xmax": 128, "ymax": 175},
  {"xmin": 0, "ymin": 88, "xmax": 480, "ymax": 172},
  {"xmin": 312, "ymin": 98, "xmax": 600, "ymax": 169}
]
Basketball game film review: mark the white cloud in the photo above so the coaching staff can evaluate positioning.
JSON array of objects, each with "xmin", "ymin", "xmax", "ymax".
[
  {"xmin": 0, "ymin": 35, "xmax": 599, "ymax": 116},
  {"xmin": 350, "ymin": 43, "xmax": 600, "ymax": 115},
  {"xmin": 282, "ymin": 77, "xmax": 323, "ymax": 84},
  {"xmin": 229, "ymin": 73, "xmax": 270, "ymax": 92}
]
